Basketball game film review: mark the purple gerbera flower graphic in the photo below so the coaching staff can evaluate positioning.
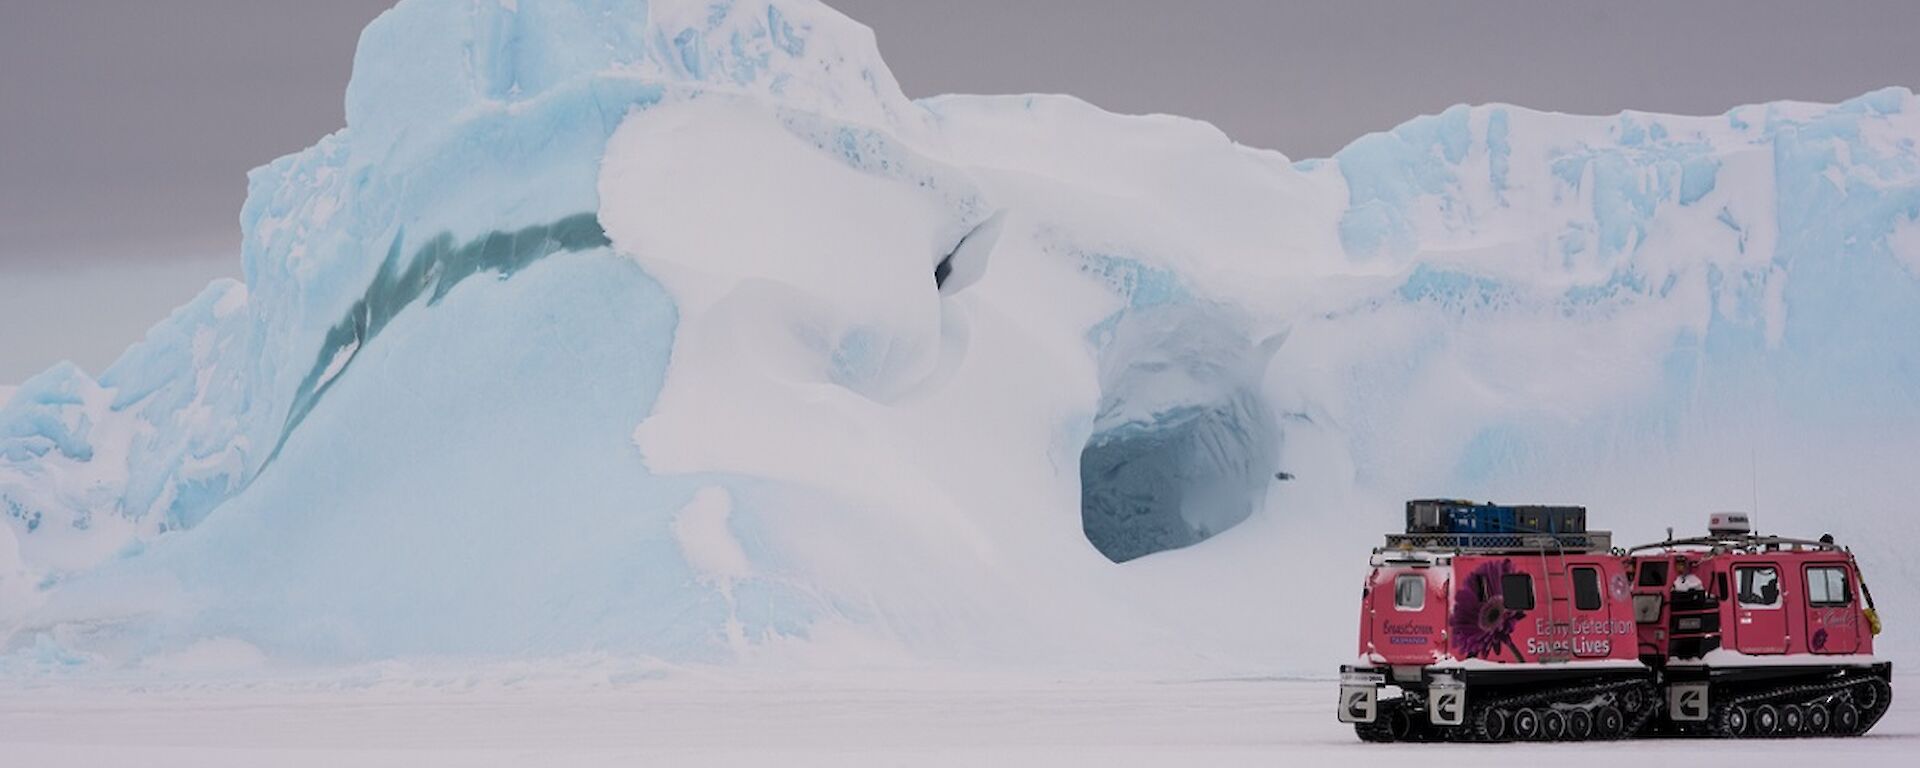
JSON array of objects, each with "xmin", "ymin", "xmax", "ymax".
[
  {"xmin": 1812, "ymin": 628, "xmax": 1830, "ymax": 651},
  {"xmin": 1450, "ymin": 559, "xmax": 1529, "ymax": 661}
]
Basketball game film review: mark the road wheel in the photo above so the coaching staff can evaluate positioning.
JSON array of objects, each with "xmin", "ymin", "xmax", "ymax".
[
  {"xmin": 1834, "ymin": 702, "xmax": 1861, "ymax": 735},
  {"xmin": 1805, "ymin": 704, "xmax": 1830, "ymax": 735},
  {"xmin": 1567, "ymin": 708, "xmax": 1594, "ymax": 740},
  {"xmin": 1781, "ymin": 704, "xmax": 1803, "ymax": 735},
  {"xmin": 1719, "ymin": 705, "xmax": 1749, "ymax": 737},
  {"xmin": 1480, "ymin": 708, "xmax": 1510, "ymax": 742},
  {"xmin": 1754, "ymin": 704, "xmax": 1780, "ymax": 736},
  {"xmin": 1622, "ymin": 686, "xmax": 1648, "ymax": 714},
  {"xmin": 1595, "ymin": 705, "xmax": 1625, "ymax": 739},
  {"xmin": 1512, "ymin": 707, "xmax": 1542, "ymax": 740},
  {"xmin": 1543, "ymin": 709, "xmax": 1568, "ymax": 740}
]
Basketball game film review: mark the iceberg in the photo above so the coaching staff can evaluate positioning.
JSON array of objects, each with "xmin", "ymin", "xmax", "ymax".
[{"xmin": 3, "ymin": 0, "xmax": 1919, "ymax": 675}]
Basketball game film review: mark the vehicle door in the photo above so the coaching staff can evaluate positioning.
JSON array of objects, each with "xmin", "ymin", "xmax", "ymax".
[
  {"xmin": 1367, "ymin": 566, "xmax": 1448, "ymax": 663},
  {"xmin": 1802, "ymin": 562, "xmax": 1861, "ymax": 654},
  {"xmin": 1732, "ymin": 562, "xmax": 1787, "ymax": 654},
  {"xmin": 1567, "ymin": 563, "xmax": 1620, "ymax": 658},
  {"xmin": 1630, "ymin": 556, "xmax": 1672, "ymax": 656}
]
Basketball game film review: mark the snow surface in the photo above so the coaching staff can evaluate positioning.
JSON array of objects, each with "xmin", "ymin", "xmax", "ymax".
[
  {"xmin": 0, "ymin": 675, "xmax": 1913, "ymax": 766},
  {"xmin": 3, "ymin": 0, "xmax": 1920, "ymax": 683}
]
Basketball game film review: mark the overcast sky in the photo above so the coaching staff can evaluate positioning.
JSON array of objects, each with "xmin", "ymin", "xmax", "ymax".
[{"xmin": 3, "ymin": 0, "xmax": 1919, "ymax": 381}]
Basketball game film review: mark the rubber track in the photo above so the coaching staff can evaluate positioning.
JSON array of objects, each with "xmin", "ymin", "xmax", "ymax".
[
  {"xmin": 1709, "ymin": 675, "xmax": 1893, "ymax": 738},
  {"xmin": 1461, "ymin": 678, "xmax": 1659, "ymax": 742},
  {"xmin": 1353, "ymin": 679, "xmax": 1657, "ymax": 743}
]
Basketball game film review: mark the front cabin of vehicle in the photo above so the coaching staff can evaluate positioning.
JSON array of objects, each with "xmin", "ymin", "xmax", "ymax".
[
  {"xmin": 1632, "ymin": 543, "xmax": 1878, "ymax": 661},
  {"xmin": 1713, "ymin": 548, "xmax": 1873, "ymax": 655},
  {"xmin": 1626, "ymin": 516, "xmax": 1892, "ymax": 737}
]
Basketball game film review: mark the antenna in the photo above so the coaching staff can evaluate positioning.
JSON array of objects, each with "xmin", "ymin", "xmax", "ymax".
[{"xmin": 1750, "ymin": 444, "xmax": 1759, "ymax": 525}]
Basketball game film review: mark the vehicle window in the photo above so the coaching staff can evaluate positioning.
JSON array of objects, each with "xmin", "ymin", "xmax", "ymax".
[
  {"xmin": 1736, "ymin": 566, "xmax": 1782, "ymax": 608},
  {"xmin": 1806, "ymin": 566, "xmax": 1851, "ymax": 607},
  {"xmin": 1633, "ymin": 594, "xmax": 1663, "ymax": 623},
  {"xmin": 1572, "ymin": 567, "xmax": 1603, "ymax": 611},
  {"xmin": 1393, "ymin": 574, "xmax": 1426, "ymax": 611},
  {"xmin": 1637, "ymin": 561, "xmax": 1669, "ymax": 588},
  {"xmin": 1501, "ymin": 573, "xmax": 1535, "ymax": 611}
]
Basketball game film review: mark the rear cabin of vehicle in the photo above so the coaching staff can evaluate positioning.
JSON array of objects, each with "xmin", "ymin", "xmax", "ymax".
[{"xmin": 1344, "ymin": 500, "xmax": 1653, "ymax": 742}]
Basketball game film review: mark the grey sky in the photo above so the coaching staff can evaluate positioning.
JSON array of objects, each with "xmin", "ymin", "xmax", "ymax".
[{"xmin": 3, "ymin": 0, "xmax": 1918, "ymax": 381}]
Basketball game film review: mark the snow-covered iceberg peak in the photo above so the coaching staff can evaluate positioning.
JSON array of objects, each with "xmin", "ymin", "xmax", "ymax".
[{"xmin": 345, "ymin": 0, "xmax": 923, "ymax": 157}]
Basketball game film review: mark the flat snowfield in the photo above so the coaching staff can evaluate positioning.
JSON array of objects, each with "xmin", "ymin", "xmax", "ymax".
[{"xmin": 0, "ymin": 677, "xmax": 1912, "ymax": 766}]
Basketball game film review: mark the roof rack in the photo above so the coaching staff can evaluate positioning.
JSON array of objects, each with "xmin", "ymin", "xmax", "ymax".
[
  {"xmin": 1381, "ymin": 530, "xmax": 1614, "ymax": 554},
  {"xmin": 1626, "ymin": 533, "xmax": 1843, "ymax": 555}
]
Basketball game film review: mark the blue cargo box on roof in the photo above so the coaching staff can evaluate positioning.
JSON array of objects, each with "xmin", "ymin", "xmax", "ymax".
[
  {"xmin": 1406, "ymin": 499, "xmax": 1519, "ymax": 534},
  {"xmin": 1405, "ymin": 499, "xmax": 1585, "ymax": 535},
  {"xmin": 1445, "ymin": 504, "xmax": 1517, "ymax": 533}
]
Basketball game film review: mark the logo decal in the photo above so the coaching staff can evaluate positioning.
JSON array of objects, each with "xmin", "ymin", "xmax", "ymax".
[
  {"xmin": 1670, "ymin": 683, "xmax": 1710, "ymax": 721},
  {"xmin": 1428, "ymin": 680, "xmax": 1466, "ymax": 725},
  {"xmin": 1339, "ymin": 686, "xmax": 1377, "ymax": 723}
]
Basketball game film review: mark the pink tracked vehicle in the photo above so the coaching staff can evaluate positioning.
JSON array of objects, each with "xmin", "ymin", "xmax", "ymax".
[{"xmin": 1339, "ymin": 501, "xmax": 1892, "ymax": 741}]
